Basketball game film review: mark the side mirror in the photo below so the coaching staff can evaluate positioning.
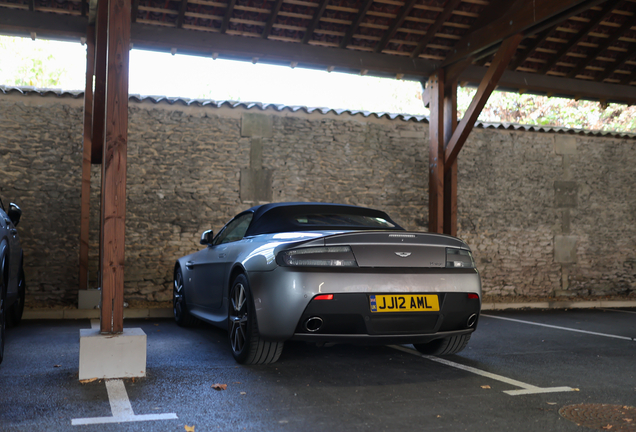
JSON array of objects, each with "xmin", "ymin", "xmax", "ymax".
[
  {"xmin": 8, "ymin": 203, "xmax": 21, "ymax": 226},
  {"xmin": 200, "ymin": 230, "xmax": 213, "ymax": 245}
]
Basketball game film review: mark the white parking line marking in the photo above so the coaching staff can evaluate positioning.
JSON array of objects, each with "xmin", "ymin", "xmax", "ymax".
[
  {"xmin": 390, "ymin": 345, "xmax": 575, "ymax": 396},
  {"xmin": 599, "ymin": 308, "xmax": 636, "ymax": 315},
  {"xmin": 71, "ymin": 379, "xmax": 178, "ymax": 426},
  {"xmin": 482, "ymin": 314, "xmax": 636, "ymax": 341}
]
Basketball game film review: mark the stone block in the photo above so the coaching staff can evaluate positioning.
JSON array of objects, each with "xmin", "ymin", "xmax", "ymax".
[
  {"xmin": 554, "ymin": 235, "xmax": 577, "ymax": 263},
  {"xmin": 554, "ymin": 135, "xmax": 577, "ymax": 155},
  {"xmin": 554, "ymin": 181, "xmax": 578, "ymax": 208},
  {"xmin": 78, "ymin": 289, "xmax": 101, "ymax": 310},
  {"xmin": 79, "ymin": 328, "xmax": 147, "ymax": 380},
  {"xmin": 240, "ymin": 169, "xmax": 273, "ymax": 202},
  {"xmin": 241, "ymin": 113, "xmax": 273, "ymax": 137}
]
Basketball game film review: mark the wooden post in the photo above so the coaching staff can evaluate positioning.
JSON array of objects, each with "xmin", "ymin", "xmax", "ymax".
[
  {"xmin": 100, "ymin": 0, "xmax": 131, "ymax": 334},
  {"xmin": 79, "ymin": 25, "xmax": 95, "ymax": 291},
  {"xmin": 427, "ymin": 70, "xmax": 444, "ymax": 234},
  {"xmin": 443, "ymin": 80, "xmax": 458, "ymax": 236}
]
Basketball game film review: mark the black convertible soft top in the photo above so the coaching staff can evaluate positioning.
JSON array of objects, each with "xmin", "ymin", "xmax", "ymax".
[{"xmin": 244, "ymin": 202, "xmax": 404, "ymax": 236}]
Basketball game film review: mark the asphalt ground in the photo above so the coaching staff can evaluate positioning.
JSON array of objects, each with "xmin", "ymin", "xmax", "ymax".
[{"xmin": 0, "ymin": 308, "xmax": 635, "ymax": 432}]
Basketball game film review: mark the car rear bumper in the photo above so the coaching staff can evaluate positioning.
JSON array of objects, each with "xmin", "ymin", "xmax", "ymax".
[{"xmin": 248, "ymin": 266, "xmax": 481, "ymax": 341}]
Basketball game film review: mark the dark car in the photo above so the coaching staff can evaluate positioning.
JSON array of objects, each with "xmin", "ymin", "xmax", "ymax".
[
  {"xmin": 0, "ymin": 198, "xmax": 25, "ymax": 365},
  {"xmin": 174, "ymin": 203, "xmax": 481, "ymax": 365}
]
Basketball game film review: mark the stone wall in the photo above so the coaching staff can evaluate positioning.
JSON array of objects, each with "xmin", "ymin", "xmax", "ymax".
[{"xmin": 0, "ymin": 91, "xmax": 634, "ymax": 306}]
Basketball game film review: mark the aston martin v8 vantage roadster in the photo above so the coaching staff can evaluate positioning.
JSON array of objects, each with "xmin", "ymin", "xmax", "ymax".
[{"xmin": 174, "ymin": 203, "xmax": 481, "ymax": 364}]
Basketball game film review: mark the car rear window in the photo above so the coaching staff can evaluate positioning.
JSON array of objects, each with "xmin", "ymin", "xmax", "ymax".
[{"xmin": 295, "ymin": 214, "xmax": 396, "ymax": 228}]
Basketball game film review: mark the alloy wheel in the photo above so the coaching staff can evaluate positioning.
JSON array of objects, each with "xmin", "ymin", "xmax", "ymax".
[
  {"xmin": 229, "ymin": 283, "xmax": 248, "ymax": 354},
  {"xmin": 173, "ymin": 270, "xmax": 184, "ymax": 319}
]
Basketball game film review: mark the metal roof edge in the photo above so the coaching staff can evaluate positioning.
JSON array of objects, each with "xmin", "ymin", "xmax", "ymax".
[{"xmin": 2, "ymin": 86, "xmax": 635, "ymax": 139}]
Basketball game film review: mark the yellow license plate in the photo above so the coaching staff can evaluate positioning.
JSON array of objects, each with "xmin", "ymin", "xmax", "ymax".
[{"xmin": 369, "ymin": 294, "xmax": 439, "ymax": 313}]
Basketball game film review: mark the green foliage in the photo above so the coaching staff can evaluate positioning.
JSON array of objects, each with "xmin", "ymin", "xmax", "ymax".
[{"xmin": 457, "ymin": 87, "xmax": 636, "ymax": 132}]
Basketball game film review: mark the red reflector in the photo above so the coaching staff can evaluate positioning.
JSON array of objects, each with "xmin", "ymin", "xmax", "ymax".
[
  {"xmin": 467, "ymin": 293, "xmax": 479, "ymax": 300},
  {"xmin": 314, "ymin": 294, "xmax": 334, "ymax": 300}
]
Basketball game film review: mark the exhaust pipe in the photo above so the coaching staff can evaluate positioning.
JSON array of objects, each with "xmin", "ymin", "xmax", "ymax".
[
  {"xmin": 467, "ymin": 314, "xmax": 477, "ymax": 328},
  {"xmin": 305, "ymin": 317, "xmax": 323, "ymax": 332}
]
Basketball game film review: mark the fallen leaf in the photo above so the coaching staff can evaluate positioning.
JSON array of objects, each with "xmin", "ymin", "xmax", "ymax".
[
  {"xmin": 572, "ymin": 388, "xmax": 580, "ymax": 392},
  {"xmin": 547, "ymin": 403, "xmax": 557, "ymax": 405},
  {"xmin": 481, "ymin": 385, "xmax": 491, "ymax": 389},
  {"xmin": 54, "ymin": 365, "xmax": 61, "ymax": 368},
  {"xmin": 602, "ymin": 425, "xmax": 613, "ymax": 430},
  {"xmin": 211, "ymin": 384, "xmax": 227, "ymax": 391},
  {"xmin": 233, "ymin": 382, "xmax": 241, "ymax": 384},
  {"xmin": 240, "ymin": 392, "xmax": 247, "ymax": 395},
  {"xmin": 624, "ymin": 419, "xmax": 633, "ymax": 423},
  {"xmin": 436, "ymin": 415, "xmax": 441, "ymax": 418},
  {"xmin": 79, "ymin": 378, "xmax": 98, "ymax": 384},
  {"xmin": 154, "ymin": 323, "xmax": 159, "ymax": 326},
  {"xmin": 184, "ymin": 426, "xmax": 195, "ymax": 432}
]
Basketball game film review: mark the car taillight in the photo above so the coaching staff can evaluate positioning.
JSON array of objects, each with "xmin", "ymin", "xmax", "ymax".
[
  {"xmin": 314, "ymin": 294, "xmax": 334, "ymax": 300},
  {"xmin": 467, "ymin": 293, "xmax": 479, "ymax": 300},
  {"xmin": 276, "ymin": 246, "xmax": 358, "ymax": 267},
  {"xmin": 445, "ymin": 248, "xmax": 475, "ymax": 268}
]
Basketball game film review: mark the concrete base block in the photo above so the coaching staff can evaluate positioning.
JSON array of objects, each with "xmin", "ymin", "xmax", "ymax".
[
  {"xmin": 78, "ymin": 289, "xmax": 101, "ymax": 309},
  {"xmin": 79, "ymin": 328, "xmax": 147, "ymax": 380}
]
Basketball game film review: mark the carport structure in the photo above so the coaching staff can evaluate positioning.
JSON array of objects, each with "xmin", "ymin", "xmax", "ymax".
[{"xmin": 1, "ymin": 0, "xmax": 636, "ymax": 352}]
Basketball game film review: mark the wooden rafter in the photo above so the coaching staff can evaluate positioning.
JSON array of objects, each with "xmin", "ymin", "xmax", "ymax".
[
  {"xmin": 443, "ymin": 0, "xmax": 604, "ymax": 67},
  {"xmin": 607, "ymin": 47, "xmax": 636, "ymax": 83},
  {"xmin": 339, "ymin": 0, "xmax": 374, "ymax": 49},
  {"xmin": 508, "ymin": 26, "xmax": 556, "ymax": 71},
  {"xmin": 619, "ymin": 64, "xmax": 636, "ymax": 85},
  {"xmin": 539, "ymin": 0, "xmax": 622, "ymax": 75},
  {"xmin": 176, "ymin": 0, "xmax": 188, "ymax": 28},
  {"xmin": 445, "ymin": 34, "xmax": 523, "ymax": 169},
  {"xmin": 302, "ymin": 0, "xmax": 330, "ymax": 44},
  {"xmin": 262, "ymin": 0, "xmax": 284, "ymax": 39},
  {"xmin": 374, "ymin": 0, "xmax": 419, "ymax": 53},
  {"xmin": 579, "ymin": 14, "xmax": 636, "ymax": 80},
  {"xmin": 410, "ymin": 0, "xmax": 461, "ymax": 59},
  {"xmin": 220, "ymin": 0, "xmax": 237, "ymax": 34}
]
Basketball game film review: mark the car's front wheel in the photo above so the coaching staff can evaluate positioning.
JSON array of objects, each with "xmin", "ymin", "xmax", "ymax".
[
  {"xmin": 173, "ymin": 267, "xmax": 197, "ymax": 327},
  {"xmin": 7, "ymin": 266, "xmax": 25, "ymax": 328},
  {"xmin": 413, "ymin": 334, "xmax": 471, "ymax": 356},
  {"xmin": 228, "ymin": 274, "xmax": 283, "ymax": 365}
]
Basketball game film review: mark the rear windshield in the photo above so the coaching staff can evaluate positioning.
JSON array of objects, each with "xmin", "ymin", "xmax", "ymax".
[{"xmin": 295, "ymin": 214, "xmax": 396, "ymax": 228}]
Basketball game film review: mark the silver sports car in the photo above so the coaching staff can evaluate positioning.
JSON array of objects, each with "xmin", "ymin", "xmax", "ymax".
[{"xmin": 174, "ymin": 203, "xmax": 481, "ymax": 364}]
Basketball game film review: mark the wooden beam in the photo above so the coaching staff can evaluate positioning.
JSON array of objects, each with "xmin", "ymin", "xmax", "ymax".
[
  {"xmin": 539, "ymin": 0, "xmax": 621, "ymax": 75},
  {"xmin": 374, "ymin": 0, "xmax": 418, "ymax": 53},
  {"xmin": 28, "ymin": 0, "xmax": 34, "ymax": 12},
  {"xmin": 176, "ymin": 0, "xmax": 188, "ymax": 29},
  {"xmin": 79, "ymin": 24, "xmax": 95, "ymax": 292},
  {"xmin": 91, "ymin": 0, "xmax": 107, "ymax": 165},
  {"xmin": 131, "ymin": 0, "xmax": 140, "ymax": 23},
  {"xmin": 619, "ymin": 65, "xmax": 636, "ymax": 85},
  {"xmin": 129, "ymin": 20, "xmax": 440, "ymax": 78},
  {"xmin": 588, "ymin": 16, "xmax": 636, "ymax": 82},
  {"xmin": 410, "ymin": 0, "xmax": 461, "ymax": 59},
  {"xmin": 262, "ymin": 0, "xmax": 284, "ymax": 39},
  {"xmin": 445, "ymin": 34, "xmax": 522, "ymax": 168},
  {"xmin": 427, "ymin": 70, "xmax": 445, "ymax": 234},
  {"xmin": 339, "ymin": 0, "xmax": 373, "ymax": 49},
  {"xmin": 443, "ymin": 80, "xmax": 458, "ymax": 237},
  {"xmin": 302, "ymin": 0, "xmax": 329, "ymax": 44},
  {"xmin": 508, "ymin": 26, "xmax": 556, "ymax": 71},
  {"xmin": 100, "ymin": 0, "xmax": 131, "ymax": 334},
  {"xmin": 220, "ymin": 0, "xmax": 237, "ymax": 34},
  {"xmin": 443, "ymin": 0, "xmax": 594, "ymax": 67},
  {"xmin": 459, "ymin": 63, "xmax": 636, "ymax": 104}
]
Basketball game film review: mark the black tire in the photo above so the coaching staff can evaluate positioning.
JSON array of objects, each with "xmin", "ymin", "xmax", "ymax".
[
  {"xmin": 0, "ymin": 257, "xmax": 6, "ymax": 365},
  {"xmin": 173, "ymin": 267, "xmax": 198, "ymax": 327},
  {"xmin": 228, "ymin": 274, "xmax": 283, "ymax": 365},
  {"xmin": 413, "ymin": 334, "xmax": 471, "ymax": 356},
  {"xmin": 7, "ymin": 266, "xmax": 25, "ymax": 328}
]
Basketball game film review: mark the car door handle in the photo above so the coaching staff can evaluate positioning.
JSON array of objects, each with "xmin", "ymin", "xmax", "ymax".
[
  {"xmin": 10, "ymin": 229, "xmax": 17, "ymax": 235},
  {"xmin": 185, "ymin": 261, "xmax": 194, "ymax": 269}
]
